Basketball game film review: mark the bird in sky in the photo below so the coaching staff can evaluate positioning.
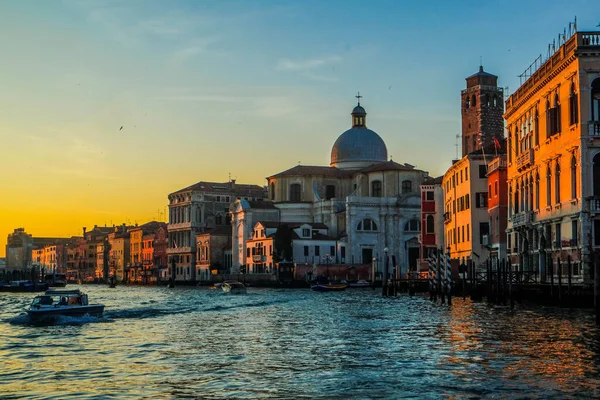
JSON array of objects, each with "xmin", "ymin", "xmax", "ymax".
[{"xmin": 119, "ymin": 126, "xmax": 123, "ymax": 131}]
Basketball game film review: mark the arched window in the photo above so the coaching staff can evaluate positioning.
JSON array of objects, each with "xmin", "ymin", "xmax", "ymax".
[
  {"xmin": 508, "ymin": 184, "xmax": 513, "ymax": 216},
  {"xmin": 484, "ymin": 94, "xmax": 490, "ymax": 107},
  {"xmin": 493, "ymin": 96, "xmax": 498, "ymax": 108},
  {"xmin": 426, "ymin": 215, "xmax": 434, "ymax": 234},
  {"xmin": 554, "ymin": 93, "xmax": 561, "ymax": 134},
  {"xmin": 594, "ymin": 153, "xmax": 600, "ymax": 197},
  {"xmin": 546, "ymin": 165, "xmax": 552, "ymax": 206},
  {"xmin": 515, "ymin": 182, "xmax": 520, "ymax": 213},
  {"xmin": 371, "ymin": 180, "xmax": 382, "ymax": 197},
  {"xmin": 534, "ymin": 108, "xmax": 539, "ymax": 146},
  {"xmin": 524, "ymin": 177, "xmax": 529, "ymax": 211},
  {"xmin": 290, "ymin": 183, "xmax": 301, "ymax": 202},
  {"xmin": 270, "ymin": 182, "xmax": 275, "ymax": 201},
  {"xmin": 592, "ymin": 78, "xmax": 600, "ymax": 122},
  {"xmin": 535, "ymin": 172, "xmax": 540, "ymax": 209},
  {"xmin": 404, "ymin": 219, "xmax": 420, "ymax": 232},
  {"xmin": 507, "ymin": 127, "xmax": 512, "ymax": 163},
  {"xmin": 325, "ymin": 185, "xmax": 335, "ymax": 200},
  {"xmin": 357, "ymin": 218, "xmax": 378, "ymax": 231},
  {"xmin": 465, "ymin": 96, "xmax": 470, "ymax": 108},
  {"xmin": 529, "ymin": 173, "xmax": 534, "ymax": 210},
  {"xmin": 555, "ymin": 161, "xmax": 561, "ymax": 204},
  {"xmin": 471, "ymin": 94, "xmax": 476, "ymax": 107},
  {"xmin": 514, "ymin": 126, "xmax": 519, "ymax": 156},
  {"xmin": 571, "ymin": 155, "xmax": 577, "ymax": 199},
  {"xmin": 569, "ymin": 82, "xmax": 579, "ymax": 125},
  {"xmin": 215, "ymin": 214, "xmax": 223, "ymax": 225},
  {"xmin": 545, "ymin": 99, "xmax": 551, "ymax": 139},
  {"xmin": 401, "ymin": 180, "xmax": 412, "ymax": 194}
]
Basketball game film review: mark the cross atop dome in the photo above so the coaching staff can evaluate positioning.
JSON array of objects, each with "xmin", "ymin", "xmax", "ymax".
[{"xmin": 355, "ymin": 91, "xmax": 362, "ymax": 105}]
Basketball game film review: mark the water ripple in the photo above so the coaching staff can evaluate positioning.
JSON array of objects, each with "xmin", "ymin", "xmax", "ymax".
[{"xmin": 1, "ymin": 285, "xmax": 600, "ymax": 398}]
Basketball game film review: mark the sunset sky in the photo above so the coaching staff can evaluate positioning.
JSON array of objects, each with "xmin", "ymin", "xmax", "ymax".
[{"xmin": 1, "ymin": 0, "xmax": 599, "ymax": 256}]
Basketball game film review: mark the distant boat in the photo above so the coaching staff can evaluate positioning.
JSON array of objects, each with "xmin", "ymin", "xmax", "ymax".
[
  {"xmin": 45, "ymin": 273, "xmax": 67, "ymax": 288},
  {"xmin": 222, "ymin": 281, "xmax": 247, "ymax": 294},
  {"xmin": 347, "ymin": 279, "xmax": 370, "ymax": 288},
  {"xmin": 0, "ymin": 281, "xmax": 48, "ymax": 293},
  {"xmin": 311, "ymin": 283, "xmax": 348, "ymax": 292}
]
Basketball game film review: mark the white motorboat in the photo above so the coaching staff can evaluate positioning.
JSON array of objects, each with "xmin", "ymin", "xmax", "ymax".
[
  {"xmin": 348, "ymin": 279, "xmax": 370, "ymax": 288},
  {"xmin": 222, "ymin": 281, "xmax": 247, "ymax": 294},
  {"xmin": 24, "ymin": 289, "xmax": 105, "ymax": 321}
]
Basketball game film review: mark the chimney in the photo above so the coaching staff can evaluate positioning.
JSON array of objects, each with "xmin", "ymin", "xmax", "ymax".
[{"xmin": 83, "ymin": 227, "xmax": 87, "ymax": 235}]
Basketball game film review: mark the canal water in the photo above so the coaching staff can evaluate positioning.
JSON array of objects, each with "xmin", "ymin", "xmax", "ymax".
[{"xmin": 1, "ymin": 285, "xmax": 600, "ymax": 399}]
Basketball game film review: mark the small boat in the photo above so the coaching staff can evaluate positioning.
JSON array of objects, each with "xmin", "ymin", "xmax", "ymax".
[
  {"xmin": 108, "ymin": 276, "xmax": 117, "ymax": 288},
  {"xmin": 311, "ymin": 283, "xmax": 348, "ymax": 292},
  {"xmin": 45, "ymin": 273, "xmax": 67, "ymax": 288},
  {"xmin": 222, "ymin": 281, "xmax": 247, "ymax": 294},
  {"xmin": 0, "ymin": 281, "xmax": 48, "ymax": 293},
  {"xmin": 24, "ymin": 289, "xmax": 105, "ymax": 321},
  {"xmin": 348, "ymin": 279, "xmax": 370, "ymax": 288}
]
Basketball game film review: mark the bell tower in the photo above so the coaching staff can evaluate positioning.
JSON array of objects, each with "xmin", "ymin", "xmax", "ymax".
[{"xmin": 461, "ymin": 66, "xmax": 504, "ymax": 157}]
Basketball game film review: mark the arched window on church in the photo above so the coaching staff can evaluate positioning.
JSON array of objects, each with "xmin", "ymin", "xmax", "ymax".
[
  {"xmin": 401, "ymin": 180, "xmax": 412, "ymax": 194},
  {"xmin": 270, "ymin": 182, "xmax": 275, "ymax": 201},
  {"xmin": 426, "ymin": 215, "xmax": 434, "ymax": 234},
  {"xmin": 371, "ymin": 181, "xmax": 382, "ymax": 197},
  {"xmin": 404, "ymin": 219, "xmax": 420, "ymax": 232},
  {"xmin": 325, "ymin": 185, "xmax": 335, "ymax": 200},
  {"xmin": 357, "ymin": 218, "xmax": 378, "ymax": 231},
  {"xmin": 290, "ymin": 184, "xmax": 301, "ymax": 202}
]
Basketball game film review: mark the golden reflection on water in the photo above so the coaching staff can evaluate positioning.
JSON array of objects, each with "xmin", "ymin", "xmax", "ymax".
[{"xmin": 440, "ymin": 298, "xmax": 597, "ymax": 392}]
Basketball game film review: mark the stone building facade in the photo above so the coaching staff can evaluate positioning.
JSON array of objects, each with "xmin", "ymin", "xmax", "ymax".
[
  {"xmin": 486, "ymin": 154, "xmax": 508, "ymax": 262},
  {"xmin": 420, "ymin": 176, "xmax": 444, "ymax": 270},
  {"xmin": 262, "ymin": 100, "xmax": 429, "ymax": 277},
  {"xmin": 168, "ymin": 180, "xmax": 267, "ymax": 283},
  {"xmin": 505, "ymin": 30, "xmax": 600, "ymax": 283}
]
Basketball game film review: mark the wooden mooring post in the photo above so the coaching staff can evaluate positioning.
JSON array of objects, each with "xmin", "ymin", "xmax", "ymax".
[
  {"xmin": 508, "ymin": 258, "xmax": 514, "ymax": 309},
  {"xmin": 549, "ymin": 255, "xmax": 554, "ymax": 303},
  {"xmin": 437, "ymin": 249, "xmax": 445, "ymax": 304},
  {"xmin": 446, "ymin": 250, "xmax": 452, "ymax": 306},
  {"xmin": 486, "ymin": 259, "xmax": 492, "ymax": 304},
  {"xmin": 558, "ymin": 257, "xmax": 562, "ymax": 306},
  {"xmin": 567, "ymin": 256, "xmax": 572, "ymax": 306}
]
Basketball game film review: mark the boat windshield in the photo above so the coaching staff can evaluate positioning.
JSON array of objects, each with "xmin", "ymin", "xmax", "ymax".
[{"xmin": 31, "ymin": 295, "xmax": 53, "ymax": 306}]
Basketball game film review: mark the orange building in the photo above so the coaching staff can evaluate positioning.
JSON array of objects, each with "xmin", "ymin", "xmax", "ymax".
[{"xmin": 504, "ymin": 29, "xmax": 600, "ymax": 283}]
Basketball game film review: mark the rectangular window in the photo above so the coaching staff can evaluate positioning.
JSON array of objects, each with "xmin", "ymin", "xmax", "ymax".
[
  {"xmin": 595, "ymin": 220, "xmax": 600, "ymax": 246},
  {"xmin": 475, "ymin": 192, "xmax": 488, "ymax": 208},
  {"xmin": 216, "ymin": 196, "xmax": 221, "ymax": 202},
  {"xmin": 571, "ymin": 220, "xmax": 578, "ymax": 246},
  {"xmin": 462, "ymin": 226, "xmax": 465, "ymax": 242},
  {"xmin": 302, "ymin": 228, "xmax": 310, "ymax": 237},
  {"xmin": 341, "ymin": 247, "xmax": 345, "ymax": 259},
  {"xmin": 426, "ymin": 191, "xmax": 434, "ymax": 201},
  {"xmin": 466, "ymin": 194, "xmax": 470, "ymax": 209},
  {"xmin": 330, "ymin": 246, "xmax": 336, "ymax": 257},
  {"xmin": 303, "ymin": 246, "xmax": 309, "ymax": 257},
  {"xmin": 555, "ymin": 223, "xmax": 562, "ymax": 248},
  {"xmin": 460, "ymin": 170, "xmax": 463, "ymax": 183},
  {"xmin": 466, "ymin": 224, "xmax": 470, "ymax": 241},
  {"xmin": 315, "ymin": 246, "xmax": 320, "ymax": 256},
  {"xmin": 507, "ymin": 233, "xmax": 511, "ymax": 250},
  {"xmin": 371, "ymin": 181, "xmax": 382, "ymax": 197},
  {"xmin": 488, "ymin": 185, "xmax": 492, "ymax": 199},
  {"xmin": 479, "ymin": 222, "xmax": 490, "ymax": 244},
  {"xmin": 494, "ymin": 181, "xmax": 498, "ymax": 197},
  {"xmin": 465, "ymin": 167, "xmax": 469, "ymax": 180},
  {"xmin": 479, "ymin": 165, "xmax": 487, "ymax": 179}
]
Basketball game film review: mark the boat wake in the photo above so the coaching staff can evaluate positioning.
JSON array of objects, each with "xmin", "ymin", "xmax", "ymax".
[{"xmin": 7, "ymin": 313, "xmax": 110, "ymax": 326}]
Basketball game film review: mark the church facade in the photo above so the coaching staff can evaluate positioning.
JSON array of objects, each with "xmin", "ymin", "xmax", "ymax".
[{"xmin": 232, "ymin": 98, "xmax": 430, "ymax": 277}]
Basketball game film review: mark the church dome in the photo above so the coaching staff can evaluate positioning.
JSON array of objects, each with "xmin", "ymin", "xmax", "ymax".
[{"xmin": 330, "ymin": 98, "xmax": 387, "ymax": 170}]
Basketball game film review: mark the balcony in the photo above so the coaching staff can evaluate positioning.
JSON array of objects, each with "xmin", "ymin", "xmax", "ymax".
[
  {"xmin": 443, "ymin": 212, "xmax": 451, "ymax": 224},
  {"xmin": 487, "ymin": 157, "xmax": 506, "ymax": 174},
  {"xmin": 589, "ymin": 197, "xmax": 600, "ymax": 213},
  {"xmin": 590, "ymin": 121, "xmax": 600, "ymax": 137},
  {"xmin": 167, "ymin": 247, "xmax": 191, "ymax": 254},
  {"xmin": 511, "ymin": 211, "xmax": 533, "ymax": 228},
  {"xmin": 252, "ymin": 255, "xmax": 266, "ymax": 262},
  {"xmin": 516, "ymin": 149, "xmax": 534, "ymax": 171}
]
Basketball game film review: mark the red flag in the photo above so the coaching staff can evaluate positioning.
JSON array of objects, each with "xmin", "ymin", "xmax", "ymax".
[{"xmin": 493, "ymin": 136, "xmax": 501, "ymax": 149}]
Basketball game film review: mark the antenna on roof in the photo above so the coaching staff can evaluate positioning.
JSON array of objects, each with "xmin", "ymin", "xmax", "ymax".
[{"xmin": 455, "ymin": 134, "xmax": 460, "ymax": 159}]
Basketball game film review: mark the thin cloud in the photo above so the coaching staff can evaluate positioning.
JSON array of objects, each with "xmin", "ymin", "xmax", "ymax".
[{"xmin": 276, "ymin": 55, "xmax": 342, "ymax": 71}]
